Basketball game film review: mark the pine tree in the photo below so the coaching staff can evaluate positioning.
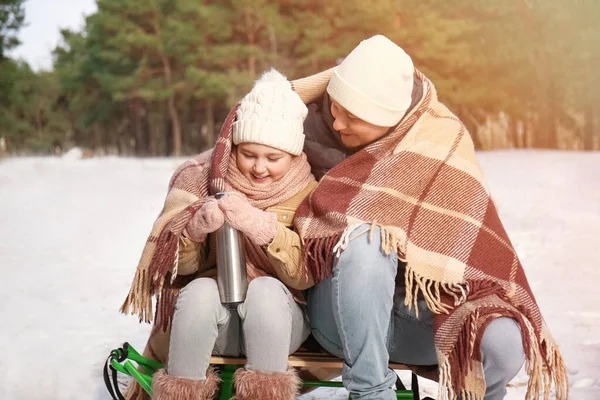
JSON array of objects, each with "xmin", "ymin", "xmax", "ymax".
[{"xmin": 0, "ymin": 0, "xmax": 24, "ymax": 58}]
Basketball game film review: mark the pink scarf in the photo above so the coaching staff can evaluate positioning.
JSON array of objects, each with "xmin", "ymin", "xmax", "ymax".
[{"xmin": 224, "ymin": 151, "xmax": 314, "ymax": 210}]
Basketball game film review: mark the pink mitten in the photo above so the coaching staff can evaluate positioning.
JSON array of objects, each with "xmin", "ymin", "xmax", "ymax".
[
  {"xmin": 217, "ymin": 192, "xmax": 277, "ymax": 245},
  {"xmin": 184, "ymin": 198, "xmax": 225, "ymax": 242}
]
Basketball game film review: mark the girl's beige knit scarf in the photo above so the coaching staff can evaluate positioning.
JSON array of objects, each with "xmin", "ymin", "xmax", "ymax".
[{"xmin": 291, "ymin": 69, "xmax": 568, "ymax": 400}]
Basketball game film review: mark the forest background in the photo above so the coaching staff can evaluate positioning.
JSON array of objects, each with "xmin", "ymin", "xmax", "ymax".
[{"xmin": 1, "ymin": 0, "xmax": 599, "ymax": 156}]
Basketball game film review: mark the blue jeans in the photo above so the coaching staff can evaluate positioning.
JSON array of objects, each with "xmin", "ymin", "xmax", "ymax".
[
  {"xmin": 307, "ymin": 225, "xmax": 524, "ymax": 400},
  {"xmin": 168, "ymin": 277, "xmax": 310, "ymax": 379}
]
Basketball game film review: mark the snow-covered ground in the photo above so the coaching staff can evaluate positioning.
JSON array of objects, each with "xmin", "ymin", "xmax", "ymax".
[{"xmin": 0, "ymin": 150, "xmax": 598, "ymax": 400}]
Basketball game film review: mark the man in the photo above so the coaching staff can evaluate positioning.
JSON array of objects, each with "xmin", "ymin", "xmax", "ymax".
[{"xmin": 290, "ymin": 35, "xmax": 568, "ymax": 400}]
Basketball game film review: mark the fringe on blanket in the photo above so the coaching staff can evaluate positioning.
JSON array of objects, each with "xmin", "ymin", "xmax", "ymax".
[
  {"xmin": 155, "ymin": 284, "xmax": 181, "ymax": 332},
  {"xmin": 328, "ymin": 222, "xmax": 468, "ymax": 317},
  {"xmin": 120, "ymin": 205, "xmax": 192, "ymax": 324},
  {"xmin": 119, "ymin": 227, "xmax": 179, "ymax": 325},
  {"xmin": 119, "ymin": 268, "xmax": 153, "ymax": 323},
  {"xmin": 315, "ymin": 222, "xmax": 568, "ymax": 399},
  {"xmin": 302, "ymin": 233, "xmax": 342, "ymax": 282},
  {"xmin": 437, "ymin": 304, "xmax": 568, "ymax": 400}
]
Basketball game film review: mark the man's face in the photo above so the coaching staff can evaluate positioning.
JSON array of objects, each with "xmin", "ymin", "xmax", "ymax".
[{"xmin": 330, "ymin": 98, "xmax": 391, "ymax": 149}]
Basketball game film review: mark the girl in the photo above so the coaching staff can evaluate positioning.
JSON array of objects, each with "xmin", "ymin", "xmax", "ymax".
[{"xmin": 121, "ymin": 69, "xmax": 317, "ymax": 400}]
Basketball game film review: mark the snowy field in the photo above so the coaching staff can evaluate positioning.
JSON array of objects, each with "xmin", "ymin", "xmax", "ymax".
[{"xmin": 0, "ymin": 150, "xmax": 598, "ymax": 400}]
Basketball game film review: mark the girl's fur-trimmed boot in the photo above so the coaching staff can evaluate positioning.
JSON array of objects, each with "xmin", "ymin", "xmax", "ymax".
[
  {"xmin": 233, "ymin": 367, "xmax": 301, "ymax": 400},
  {"xmin": 151, "ymin": 368, "xmax": 220, "ymax": 400}
]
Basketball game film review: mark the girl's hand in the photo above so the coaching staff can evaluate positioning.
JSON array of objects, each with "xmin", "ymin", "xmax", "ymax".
[
  {"xmin": 217, "ymin": 192, "xmax": 277, "ymax": 245},
  {"xmin": 184, "ymin": 198, "xmax": 225, "ymax": 242}
]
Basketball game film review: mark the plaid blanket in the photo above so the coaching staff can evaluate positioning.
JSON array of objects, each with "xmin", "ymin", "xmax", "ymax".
[
  {"xmin": 292, "ymin": 69, "xmax": 568, "ymax": 399},
  {"xmin": 118, "ymin": 109, "xmax": 245, "ymax": 330}
]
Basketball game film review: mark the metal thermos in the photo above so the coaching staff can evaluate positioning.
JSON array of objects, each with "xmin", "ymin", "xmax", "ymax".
[{"xmin": 214, "ymin": 193, "xmax": 248, "ymax": 304}]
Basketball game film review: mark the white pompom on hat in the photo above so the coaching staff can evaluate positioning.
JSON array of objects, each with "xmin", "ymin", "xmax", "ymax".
[
  {"xmin": 327, "ymin": 35, "xmax": 415, "ymax": 127},
  {"xmin": 233, "ymin": 68, "xmax": 308, "ymax": 155}
]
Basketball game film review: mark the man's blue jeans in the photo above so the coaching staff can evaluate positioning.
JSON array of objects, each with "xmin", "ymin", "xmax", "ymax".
[{"xmin": 307, "ymin": 225, "xmax": 525, "ymax": 400}]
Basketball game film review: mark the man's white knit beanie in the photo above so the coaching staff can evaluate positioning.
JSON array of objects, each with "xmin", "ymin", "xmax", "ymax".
[
  {"xmin": 233, "ymin": 68, "xmax": 307, "ymax": 155},
  {"xmin": 327, "ymin": 35, "xmax": 414, "ymax": 127}
]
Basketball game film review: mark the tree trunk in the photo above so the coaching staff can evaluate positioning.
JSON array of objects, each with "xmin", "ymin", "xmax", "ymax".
[
  {"xmin": 460, "ymin": 106, "xmax": 484, "ymax": 150},
  {"xmin": 311, "ymin": 54, "xmax": 318, "ymax": 74},
  {"xmin": 205, "ymin": 100, "xmax": 215, "ymax": 148},
  {"xmin": 166, "ymin": 96, "xmax": 182, "ymax": 156},
  {"xmin": 158, "ymin": 54, "xmax": 182, "ymax": 156},
  {"xmin": 524, "ymin": 113, "xmax": 535, "ymax": 148},
  {"xmin": 244, "ymin": 6, "xmax": 261, "ymax": 77},
  {"xmin": 267, "ymin": 23, "xmax": 277, "ymax": 62},
  {"xmin": 132, "ymin": 98, "xmax": 145, "ymax": 156},
  {"xmin": 583, "ymin": 106, "xmax": 596, "ymax": 150},
  {"xmin": 148, "ymin": 107, "xmax": 158, "ymax": 156},
  {"xmin": 140, "ymin": 101, "xmax": 152, "ymax": 155},
  {"xmin": 36, "ymin": 104, "xmax": 43, "ymax": 137},
  {"xmin": 164, "ymin": 108, "xmax": 173, "ymax": 156},
  {"xmin": 514, "ymin": 0, "xmax": 557, "ymax": 149},
  {"xmin": 537, "ymin": 75, "xmax": 558, "ymax": 149},
  {"xmin": 509, "ymin": 115, "xmax": 521, "ymax": 148},
  {"xmin": 151, "ymin": 6, "xmax": 182, "ymax": 156},
  {"xmin": 114, "ymin": 117, "xmax": 130, "ymax": 155},
  {"xmin": 93, "ymin": 124, "xmax": 102, "ymax": 151}
]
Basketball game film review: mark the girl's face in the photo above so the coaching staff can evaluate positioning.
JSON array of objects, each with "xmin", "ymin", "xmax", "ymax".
[{"xmin": 235, "ymin": 143, "xmax": 293, "ymax": 188}]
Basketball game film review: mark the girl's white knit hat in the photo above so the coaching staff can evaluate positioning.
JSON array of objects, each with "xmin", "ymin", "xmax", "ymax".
[
  {"xmin": 327, "ymin": 35, "xmax": 414, "ymax": 127},
  {"xmin": 233, "ymin": 69, "xmax": 308, "ymax": 155}
]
